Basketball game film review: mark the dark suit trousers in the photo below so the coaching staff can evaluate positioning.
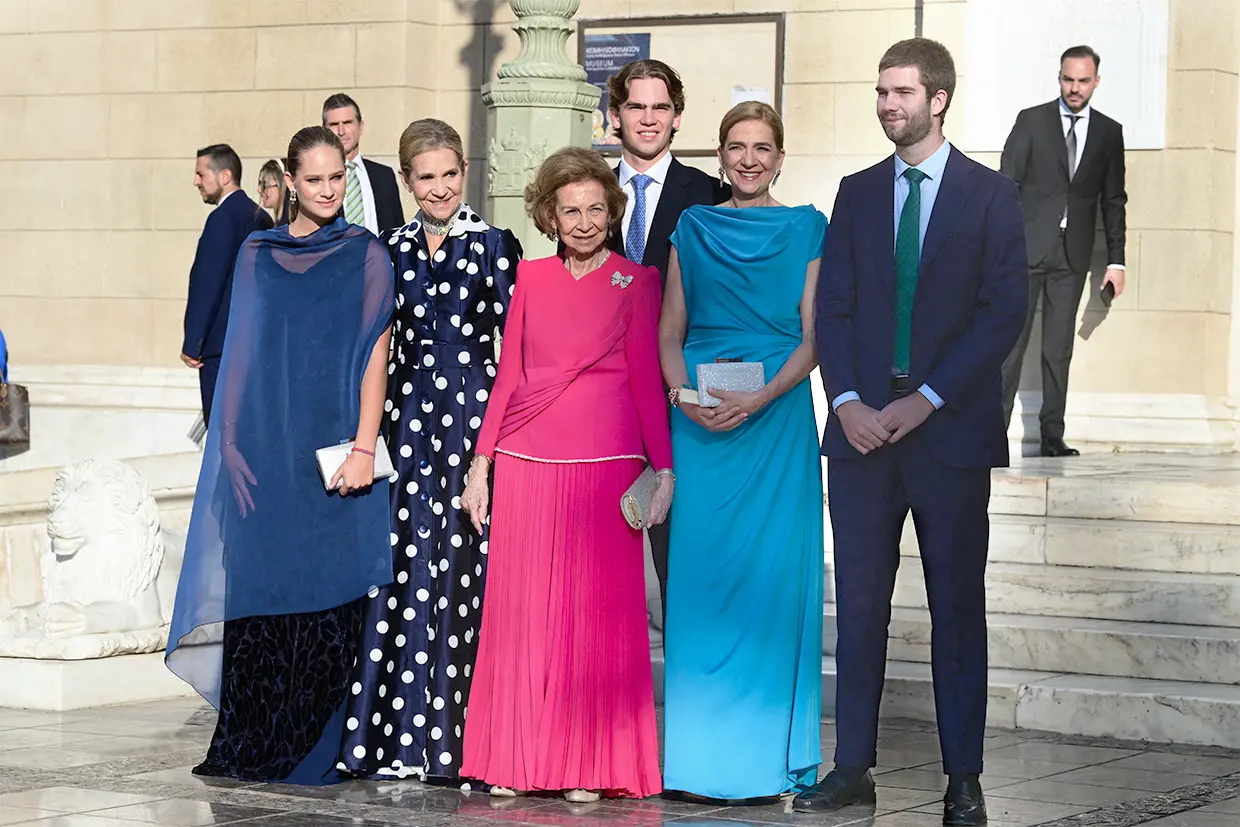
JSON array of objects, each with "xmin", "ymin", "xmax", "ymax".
[
  {"xmin": 1001, "ymin": 235, "xmax": 1086, "ymax": 440},
  {"xmin": 828, "ymin": 425, "xmax": 990, "ymax": 774},
  {"xmin": 199, "ymin": 356, "xmax": 221, "ymax": 427},
  {"xmin": 648, "ymin": 402, "xmax": 673, "ymax": 628}
]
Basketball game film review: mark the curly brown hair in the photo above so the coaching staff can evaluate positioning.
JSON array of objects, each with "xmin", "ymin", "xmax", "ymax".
[{"xmin": 524, "ymin": 147, "xmax": 627, "ymax": 241}]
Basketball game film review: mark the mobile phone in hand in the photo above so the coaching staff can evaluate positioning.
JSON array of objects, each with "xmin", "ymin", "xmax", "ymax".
[{"xmin": 1100, "ymin": 281, "xmax": 1116, "ymax": 308}]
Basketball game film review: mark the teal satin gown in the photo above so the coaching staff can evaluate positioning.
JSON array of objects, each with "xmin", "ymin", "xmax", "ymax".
[{"xmin": 663, "ymin": 204, "xmax": 827, "ymax": 800}]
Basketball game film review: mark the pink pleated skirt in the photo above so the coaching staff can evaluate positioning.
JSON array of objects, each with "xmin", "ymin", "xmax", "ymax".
[{"xmin": 460, "ymin": 454, "xmax": 661, "ymax": 798}]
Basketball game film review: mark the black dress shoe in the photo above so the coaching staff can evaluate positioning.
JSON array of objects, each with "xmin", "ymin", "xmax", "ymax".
[
  {"xmin": 1040, "ymin": 437, "xmax": 1080, "ymax": 457},
  {"xmin": 943, "ymin": 777, "xmax": 987, "ymax": 826},
  {"xmin": 791, "ymin": 769, "xmax": 876, "ymax": 813}
]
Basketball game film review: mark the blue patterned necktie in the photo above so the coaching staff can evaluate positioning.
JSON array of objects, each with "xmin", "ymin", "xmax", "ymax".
[
  {"xmin": 625, "ymin": 174, "xmax": 654, "ymax": 264},
  {"xmin": 893, "ymin": 167, "xmax": 927, "ymax": 375}
]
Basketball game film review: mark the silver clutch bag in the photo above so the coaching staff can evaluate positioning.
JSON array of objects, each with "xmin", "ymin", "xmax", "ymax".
[
  {"xmin": 315, "ymin": 435, "xmax": 396, "ymax": 491},
  {"xmin": 621, "ymin": 465, "xmax": 657, "ymax": 530},
  {"xmin": 695, "ymin": 361, "xmax": 765, "ymax": 408}
]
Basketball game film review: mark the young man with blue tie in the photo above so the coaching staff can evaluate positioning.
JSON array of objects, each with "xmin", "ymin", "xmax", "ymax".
[
  {"xmin": 798, "ymin": 39, "xmax": 1028, "ymax": 826},
  {"xmin": 604, "ymin": 59, "xmax": 729, "ymax": 631}
]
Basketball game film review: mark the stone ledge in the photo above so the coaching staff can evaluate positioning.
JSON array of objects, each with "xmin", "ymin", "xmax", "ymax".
[
  {"xmin": 0, "ymin": 451, "xmax": 201, "ymax": 523},
  {"xmin": 0, "ymin": 651, "xmax": 197, "ymax": 711},
  {"xmin": 1011, "ymin": 391, "xmax": 1240, "ymax": 452},
  {"xmin": 6, "ymin": 365, "xmax": 199, "ymax": 410},
  {"xmin": 825, "ymin": 604, "xmax": 1240, "ymax": 685}
]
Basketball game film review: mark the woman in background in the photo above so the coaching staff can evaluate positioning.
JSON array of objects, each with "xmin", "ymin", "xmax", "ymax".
[
  {"xmin": 659, "ymin": 101, "xmax": 827, "ymax": 803},
  {"xmin": 166, "ymin": 126, "xmax": 395, "ymax": 785},
  {"xmin": 338, "ymin": 119, "xmax": 522, "ymax": 786},
  {"xmin": 459, "ymin": 147, "xmax": 672, "ymax": 802},
  {"xmin": 257, "ymin": 159, "xmax": 289, "ymax": 225}
]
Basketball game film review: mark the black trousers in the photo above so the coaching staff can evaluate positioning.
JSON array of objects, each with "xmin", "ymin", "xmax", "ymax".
[
  {"xmin": 649, "ymin": 517, "xmax": 669, "ymax": 628},
  {"xmin": 1001, "ymin": 234, "xmax": 1087, "ymax": 441}
]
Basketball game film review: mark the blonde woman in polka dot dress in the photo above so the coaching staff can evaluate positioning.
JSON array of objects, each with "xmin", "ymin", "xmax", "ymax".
[{"xmin": 336, "ymin": 119, "xmax": 522, "ymax": 785}]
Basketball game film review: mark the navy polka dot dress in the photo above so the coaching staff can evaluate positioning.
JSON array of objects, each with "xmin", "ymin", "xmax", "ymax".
[{"xmin": 337, "ymin": 207, "xmax": 521, "ymax": 782}]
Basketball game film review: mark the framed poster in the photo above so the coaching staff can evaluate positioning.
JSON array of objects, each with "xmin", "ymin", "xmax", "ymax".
[{"xmin": 576, "ymin": 14, "xmax": 785, "ymax": 156}]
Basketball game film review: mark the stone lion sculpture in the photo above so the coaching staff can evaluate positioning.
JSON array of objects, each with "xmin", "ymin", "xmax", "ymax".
[{"xmin": 0, "ymin": 458, "xmax": 185, "ymax": 659}]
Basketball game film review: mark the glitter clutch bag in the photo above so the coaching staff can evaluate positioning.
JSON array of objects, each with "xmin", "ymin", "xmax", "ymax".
[
  {"xmin": 695, "ymin": 361, "xmax": 765, "ymax": 408},
  {"xmin": 315, "ymin": 436, "xmax": 396, "ymax": 491},
  {"xmin": 621, "ymin": 465, "xmax": 657, "ymax": 530}
]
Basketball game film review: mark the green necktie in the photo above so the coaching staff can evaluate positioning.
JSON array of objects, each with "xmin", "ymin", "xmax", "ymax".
[
  {"xmin": 894, "ymin": 167, "xmax": 927, "ymax": 374},
  {"xmin": 345, "ymin": 159, "xmax": 364, "ymax": 226}
]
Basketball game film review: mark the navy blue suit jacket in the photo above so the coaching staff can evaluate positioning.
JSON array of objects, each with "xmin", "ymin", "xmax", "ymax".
[
  {"xmin": 817, "ymin": 147, "xmax": 1028, "ymax": 469},
  {"xmin": 183, "ymin": 191, "xmax": 274, "ymax": 359}
]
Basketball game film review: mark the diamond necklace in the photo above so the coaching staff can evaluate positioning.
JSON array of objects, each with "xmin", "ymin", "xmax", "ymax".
[{"xmin": 422, "ymin": 213, "xmax": 451, "ymax": 236}]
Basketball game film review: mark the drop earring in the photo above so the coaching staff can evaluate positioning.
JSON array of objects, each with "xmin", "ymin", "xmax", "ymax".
[
  {"xmin": 289, "ymin": 190, "xmax": 298, "ymax": 204},
  {"xmin": 773, "ymin": 169, "xmax": 782, "ymax": 186},
  {"xmin": 718, "ymin": 166, "xmax": 726, "ymax": 186}
]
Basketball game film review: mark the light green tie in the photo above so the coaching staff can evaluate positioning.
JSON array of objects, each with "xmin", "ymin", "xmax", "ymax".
[
  {"xmin": 345, "ymin": 159, "xmax": 364, "ymax": 226},
  {"xmin": 894, "ymin": 167, "xmax": 927, "ymax": 375}
]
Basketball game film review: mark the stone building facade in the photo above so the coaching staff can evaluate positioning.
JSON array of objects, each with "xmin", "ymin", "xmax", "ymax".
[{"xmin": 0, "ymin": 0, "xmax": 1237, "ymax": 465}]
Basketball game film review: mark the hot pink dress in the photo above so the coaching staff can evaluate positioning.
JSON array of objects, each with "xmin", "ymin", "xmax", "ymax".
[{"xmin": 461, "ymin": 253, "xmax": 671, "ymax": 797}]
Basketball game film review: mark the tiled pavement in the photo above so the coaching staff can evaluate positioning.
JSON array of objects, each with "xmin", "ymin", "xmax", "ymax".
[{"xmin": 1, "ymin": 699, "xmax": 1240, "ymax": 827}]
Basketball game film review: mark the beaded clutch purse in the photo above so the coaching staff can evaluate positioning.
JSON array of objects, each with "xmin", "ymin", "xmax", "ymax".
[
  {"xmin": 620, "ymin": 465, "xmax": 657, "ymax": 530},
  {"xmin": 695, "ymin": 361, "xmax": 765, "ymax": 408},
  {"xmin": 315, "ymin": 436, "xmax": 396, "ymax": 491}
]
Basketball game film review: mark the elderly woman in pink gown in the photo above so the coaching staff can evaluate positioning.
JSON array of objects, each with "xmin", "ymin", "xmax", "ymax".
[{"xmin": 459, "ymin": 147, "xmax": 674, "ymax": 801}]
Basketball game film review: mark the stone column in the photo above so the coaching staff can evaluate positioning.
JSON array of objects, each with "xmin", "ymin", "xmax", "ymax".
[{"xmin": 482, "ymin": 0, "xmax": 601, "ymax": 258}]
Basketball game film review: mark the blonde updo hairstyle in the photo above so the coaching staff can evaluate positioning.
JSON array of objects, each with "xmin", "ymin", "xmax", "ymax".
[
  {"xmin": 524, "ymin": 147, "xmax": 627, "ymax": 241},
  {"xmin": 398, "ymin": 118, "xmax": 466, "ymax": 179},
  {"xmin": 718, "ymin": 100, "xmax": 786, "ymax": 151}
]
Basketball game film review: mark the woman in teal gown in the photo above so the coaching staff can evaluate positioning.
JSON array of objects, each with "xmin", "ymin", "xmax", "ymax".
[{"xmin": 659, "ymin": 102, "xmax": 827, "ymax": 802}]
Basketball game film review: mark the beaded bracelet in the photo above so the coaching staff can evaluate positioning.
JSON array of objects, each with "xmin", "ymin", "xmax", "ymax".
[{"xmin": 351, "ymin": 446, "xmax": 375, "ymax": 458}]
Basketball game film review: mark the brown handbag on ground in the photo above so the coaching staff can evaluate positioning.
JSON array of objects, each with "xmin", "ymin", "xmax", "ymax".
[{"xmin": 0, "ymin": 366, "xmax": 30, "ymax": 448}]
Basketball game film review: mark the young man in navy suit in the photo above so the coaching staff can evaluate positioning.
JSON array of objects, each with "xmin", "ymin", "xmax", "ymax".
[
  {"xmin": 796, "ymin": 39, "xmax": 1027, "ymax": 826},
  {"xmin": 604, "ymin": 59, "xmax": 729, "ymax": 632},
  {"xmin": 182, "ymin": 144, "xmax": 274, "ymax": 425}
]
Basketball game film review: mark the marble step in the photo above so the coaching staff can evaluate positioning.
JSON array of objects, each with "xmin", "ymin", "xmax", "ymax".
[
  {"xmin": 652, "ymin": 651, "xmax": 1240, "ymax": 748},
  {"xmin": 823, "ymin": 605, "xmax": 1240, "ymax": 685},
  {"xmin": 826, "ymin": 456, "xmax": 1240, "ymax": 525},
  {"xmin": 819, "ymin": 657, "xmax": 1240, "ymax": 750},
  {"xmin": 822, "ymin": 557, "xmax": 1240, "ymax": 626},
  {"xmin": 826, "ymin": 513, "xmax": 1240, "ymax": 576}
]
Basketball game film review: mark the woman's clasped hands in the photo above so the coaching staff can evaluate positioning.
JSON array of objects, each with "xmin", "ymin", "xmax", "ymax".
[{"xmin": 681, "ymin": 387, "xmax": 769, "ymax": 433}]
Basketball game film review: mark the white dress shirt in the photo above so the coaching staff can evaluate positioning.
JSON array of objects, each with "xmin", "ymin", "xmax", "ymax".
[
  {"xmin": 618, "ymin": 151, "xmax": 674, "ymax": 253},
  {"xmin": 350, "ymin": 153, "xmax": 380, "ymax": 236},
  {"xmin": 1059, "ymin": 99, "xmax": 1090, "ymax": 230}
]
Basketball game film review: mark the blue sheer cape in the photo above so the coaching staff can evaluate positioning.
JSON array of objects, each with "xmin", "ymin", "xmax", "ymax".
[{"xmin": 167, "ymin": 218, "xmax": 396, "ymax": 708}]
